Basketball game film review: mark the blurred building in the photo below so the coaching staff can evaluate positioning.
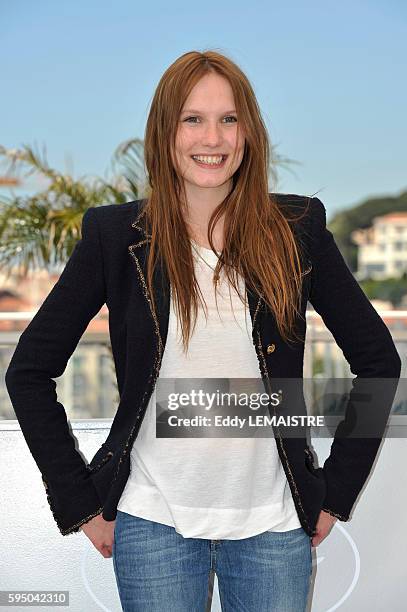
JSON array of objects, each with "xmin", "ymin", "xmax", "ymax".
[{"xmin": 351, "ymin": 212, "xmax": 407, "ymax": 279}]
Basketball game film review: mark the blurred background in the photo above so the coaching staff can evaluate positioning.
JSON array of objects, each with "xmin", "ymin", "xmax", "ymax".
[{"xmin": 1, "ymin": 2, "xmax": 406, "ymax": 611}]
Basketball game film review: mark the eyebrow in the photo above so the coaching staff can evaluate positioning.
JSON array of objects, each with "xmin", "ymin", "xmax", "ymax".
[{"xmin": 180, "ymin": 109, "xmax": 237, "ymax": 114}]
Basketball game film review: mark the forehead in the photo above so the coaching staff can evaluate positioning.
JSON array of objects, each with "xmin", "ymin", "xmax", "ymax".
[{"xmin": 181, "ymin": 73, "xmax": 236, "ymax": 110}]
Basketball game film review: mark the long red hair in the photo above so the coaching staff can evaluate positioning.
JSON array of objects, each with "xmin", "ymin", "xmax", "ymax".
[{"xmin": 140, "ymin": 50, "xmax": 310, "ymax": 354}]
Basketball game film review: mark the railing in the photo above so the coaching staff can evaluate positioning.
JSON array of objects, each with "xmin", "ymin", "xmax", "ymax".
[{"xmin": 1, "ymin": 310, "xmax": 406, "ymax": 420}]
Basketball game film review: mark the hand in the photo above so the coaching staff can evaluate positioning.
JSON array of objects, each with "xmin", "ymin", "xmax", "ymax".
[
  {"xmin": 80, "ymin": 513, "xmax": 116, "ymax": 558},
  {"xmin": 311, "ymin": 510, "xmax": 337, "ymax": 547}
]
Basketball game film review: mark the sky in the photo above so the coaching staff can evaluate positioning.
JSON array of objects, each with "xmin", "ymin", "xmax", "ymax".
[{"xmin": 1, "ymin": 0, "xmax": 406, "ymax": 221}]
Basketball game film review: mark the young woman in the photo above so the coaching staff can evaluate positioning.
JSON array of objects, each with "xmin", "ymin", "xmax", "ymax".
[{"xmin": 6, "ymin": 50, "xmax": 401, "ymax": 611}]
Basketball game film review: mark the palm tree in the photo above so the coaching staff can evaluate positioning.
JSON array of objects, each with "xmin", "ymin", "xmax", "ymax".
[
  {"xmin": 0, "ymin": 139, "xmax": 148, "ymax": 280},
  {"xmin": 0, "ymin": 138, "xmax": 149, "ymax": 413}
]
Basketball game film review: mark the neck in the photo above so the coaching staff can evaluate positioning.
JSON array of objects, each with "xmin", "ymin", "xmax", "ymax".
[
  {"xmin": 182, "ymin": 181, "xmax": 231, "ymax": 251},
  {"xmin": 188, "ymin": 222, "xmax": 225, "ymax": 251}
]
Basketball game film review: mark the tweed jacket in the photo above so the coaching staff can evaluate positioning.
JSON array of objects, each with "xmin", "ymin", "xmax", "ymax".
[{"xmin": 5, "ymin": 194, "xmax": 401, "ymax": 537}]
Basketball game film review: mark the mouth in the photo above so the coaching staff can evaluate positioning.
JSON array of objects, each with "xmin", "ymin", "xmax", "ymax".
[{"xmin": 190, "ymin": 154, "xmax": 228, "ymax": 169}]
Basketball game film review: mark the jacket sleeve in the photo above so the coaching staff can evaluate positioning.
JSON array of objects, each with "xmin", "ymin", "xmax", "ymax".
[
  {"xmin": 308, "ymin": 197, "xmax": 401, "ymax": 521},
  {"xmin": 5, "ymin": 207, "xmax": 106, "ymax": 535}
]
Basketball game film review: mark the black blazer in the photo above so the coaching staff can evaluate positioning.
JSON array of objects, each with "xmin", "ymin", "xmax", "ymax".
[{"xmin": 5, "ymin": 194, "xmax": 401, "ymax": 537}]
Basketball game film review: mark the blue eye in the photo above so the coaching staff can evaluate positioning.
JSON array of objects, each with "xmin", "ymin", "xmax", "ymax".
[{"xmin": 183, "ymin": 116, "xmax": 237, "ymax": 123}]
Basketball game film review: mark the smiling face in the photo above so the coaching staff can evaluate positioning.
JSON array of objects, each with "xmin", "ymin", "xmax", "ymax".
[{"xmin": 173, "ymin": 72, "xmax": 245, "ymax": 199}]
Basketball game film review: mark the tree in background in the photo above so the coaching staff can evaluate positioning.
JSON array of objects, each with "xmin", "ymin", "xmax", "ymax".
[
  {"xmin": 0, "ymin": 139, "xmax": 146, "ymax": 279},
  {"xmin": 328, "ymin": 193, "xmax": 407, "ymax": 271}
]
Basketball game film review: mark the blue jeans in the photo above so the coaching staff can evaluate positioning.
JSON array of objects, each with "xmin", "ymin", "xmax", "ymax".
[{"xmin": 112, "ymin": 510, "xmax": 312, "ymax": 611}]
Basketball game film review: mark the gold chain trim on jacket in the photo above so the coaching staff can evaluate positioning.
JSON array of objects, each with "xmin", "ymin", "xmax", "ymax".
[
  {"xmin": 59, "ymin": 507, "xmax": 104, "ymax": 535},
  {"xmin": 42, "ymin": 477, "xmax": 103, "ymax": 536},
  {"xmin": 87, "ymin": 451, "xmax": 114, "ymax": 474},
  {"xmin": 131, "ymin": 206, "xmax": 152, "ymax": 239},
  {"xmin": 110, "ymin": 241, "xmax": 164, "ymax": 484},
  {"xmin": 255, "ymin": 328, "xmax": 312, "ymax": 534},
  {"xmin": 321, "ymin": 507, "xmax": 348, "ymax": 521}
]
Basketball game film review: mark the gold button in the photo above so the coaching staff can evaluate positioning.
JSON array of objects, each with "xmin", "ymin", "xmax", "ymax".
[{"xmin": 266, "ymin": 343, "xmax": 275, "ymax": 354}]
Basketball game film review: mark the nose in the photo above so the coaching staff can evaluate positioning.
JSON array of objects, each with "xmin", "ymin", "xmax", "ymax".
[{"xmin": 201, "ymin": 121, "xmax": 223, "ymax": 146}]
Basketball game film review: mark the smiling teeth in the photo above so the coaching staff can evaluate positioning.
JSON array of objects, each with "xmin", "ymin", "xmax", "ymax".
[{"xmin": 192, "ymin": 155, "xmax": 224, "ymax": 165}]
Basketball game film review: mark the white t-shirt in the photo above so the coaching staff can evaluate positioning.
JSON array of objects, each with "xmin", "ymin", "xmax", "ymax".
[{"xmin": 117, "ymin": 240, "xmax": 301, "ymax": 539}]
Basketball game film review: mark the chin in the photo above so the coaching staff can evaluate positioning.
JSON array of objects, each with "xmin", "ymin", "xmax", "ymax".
[{"xmin": 192, "ymin": 179, "xmax": 226, "ymax": 188}]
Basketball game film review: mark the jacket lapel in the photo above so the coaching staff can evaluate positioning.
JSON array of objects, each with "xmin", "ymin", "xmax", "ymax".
[{"xmin": 128, "ymin": 206, "xmax": 264, "ymax": 355}]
